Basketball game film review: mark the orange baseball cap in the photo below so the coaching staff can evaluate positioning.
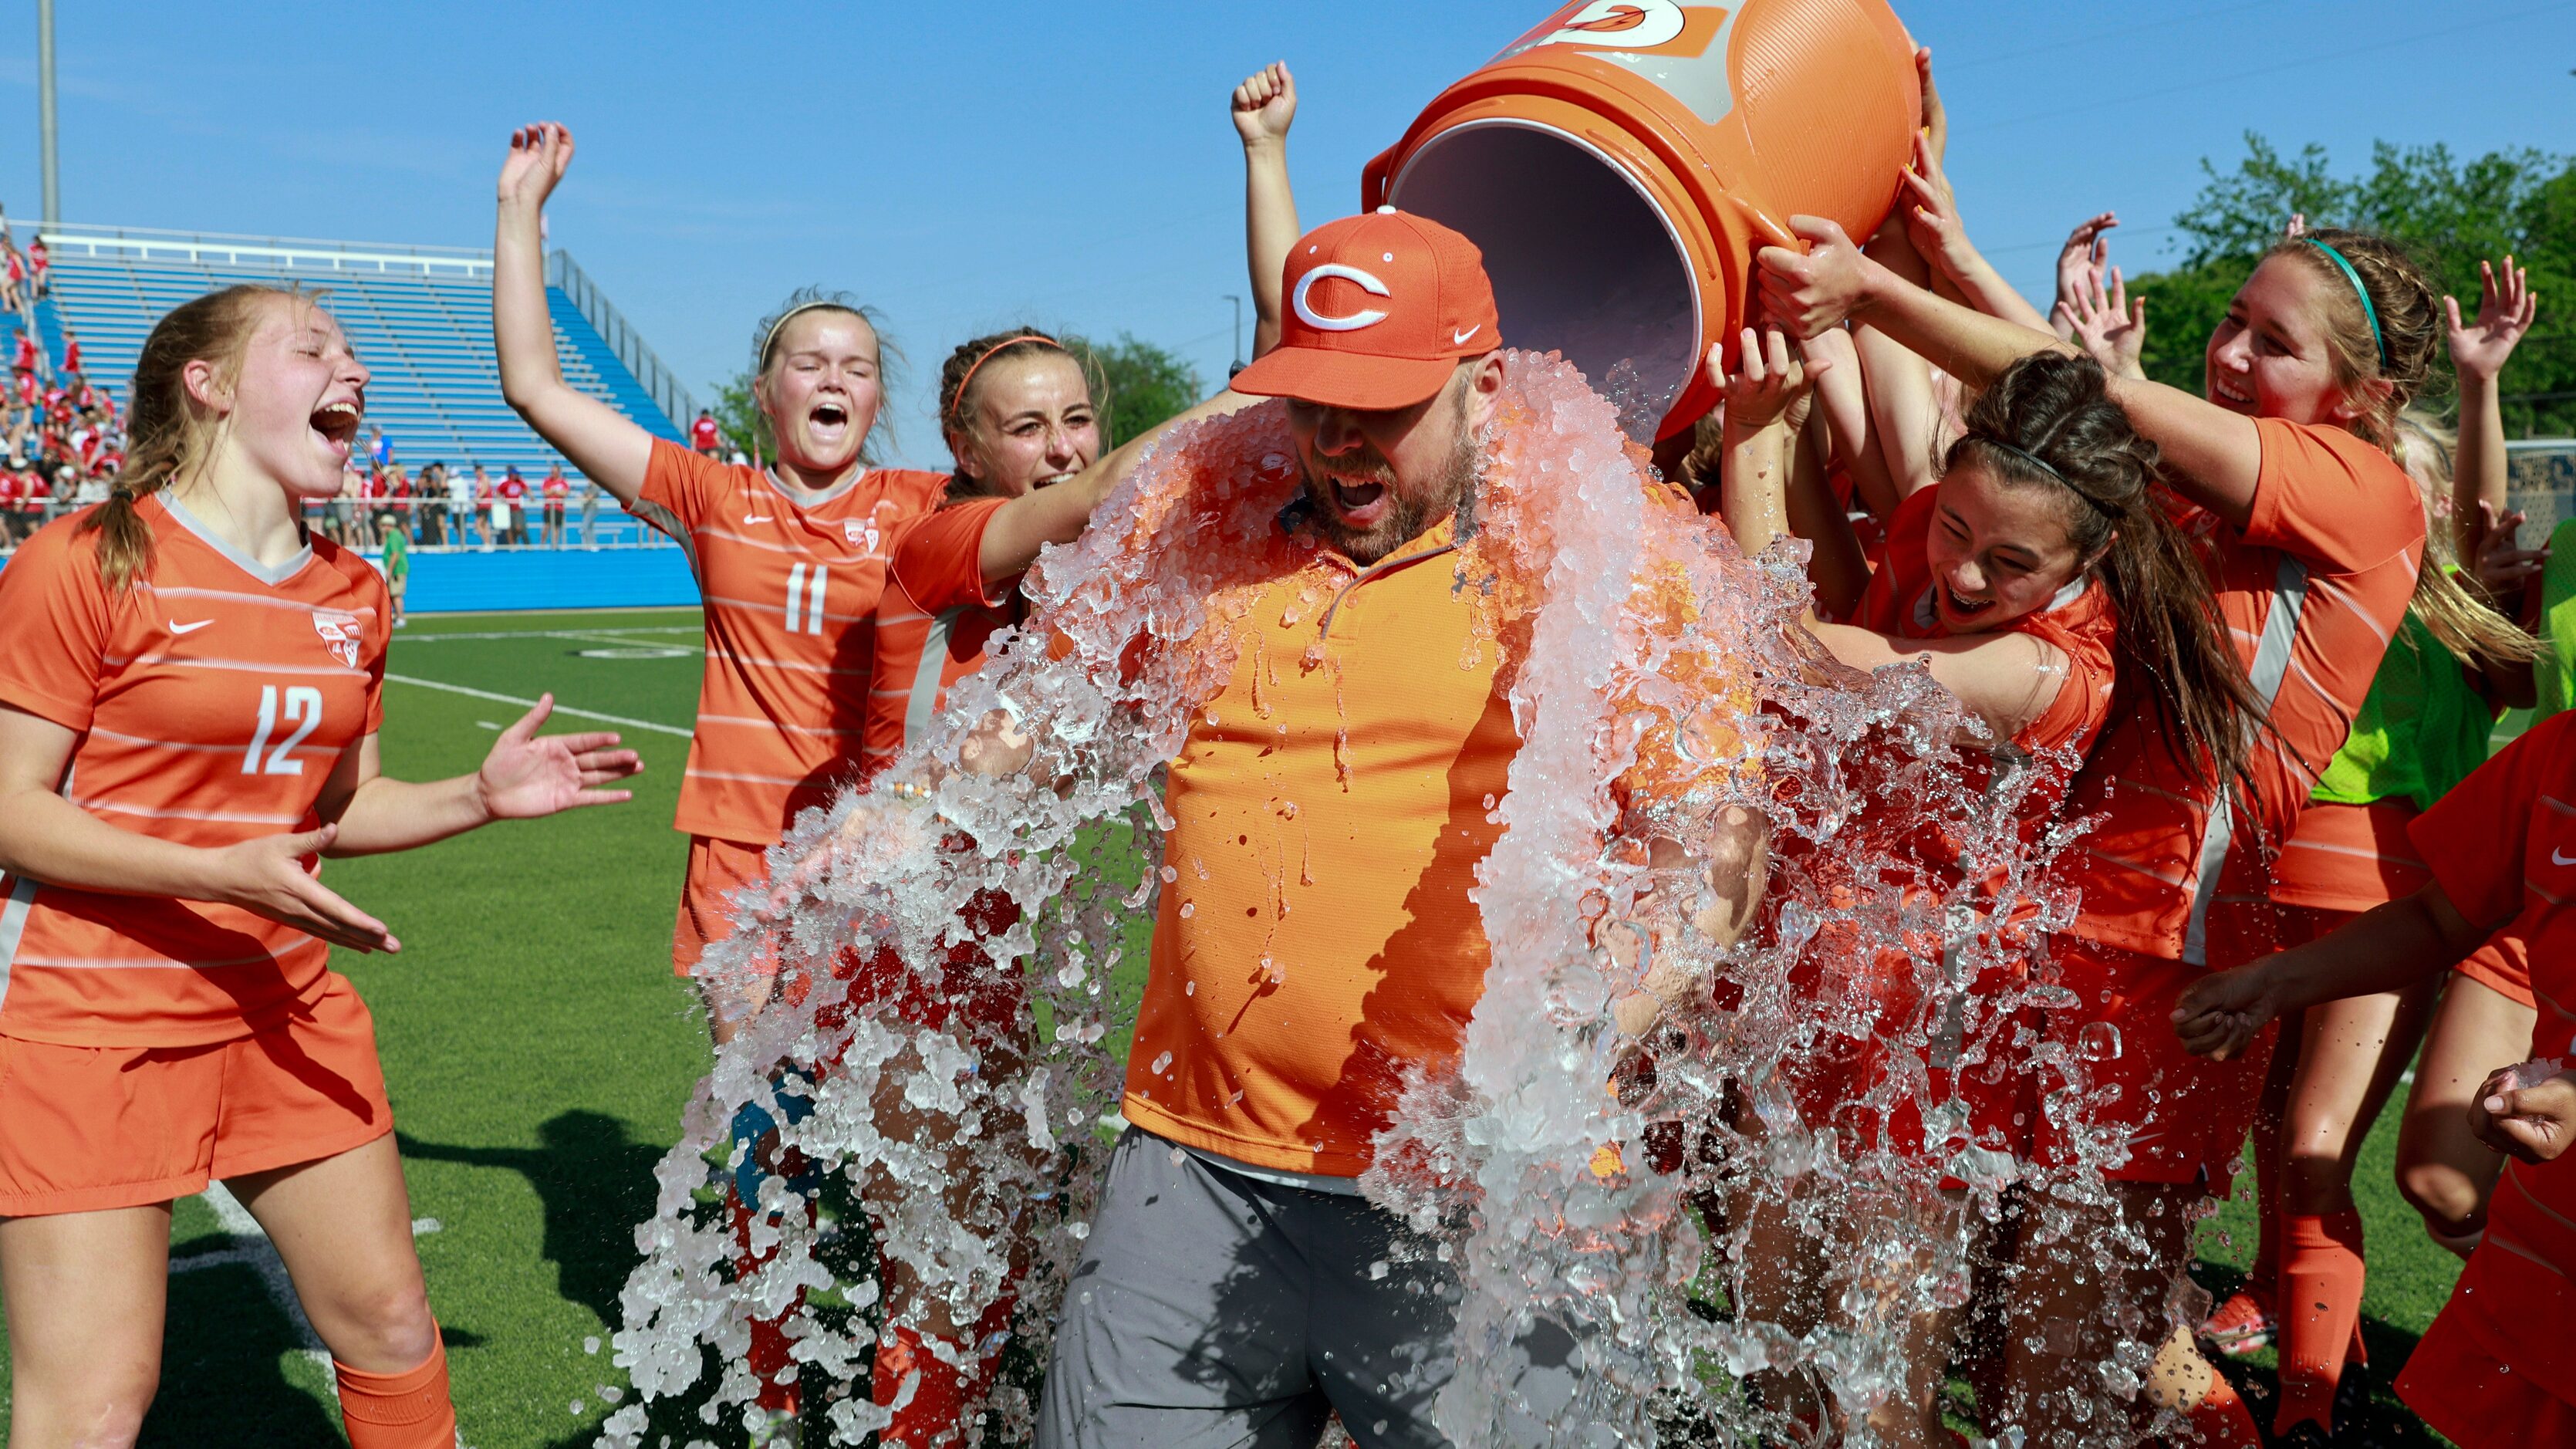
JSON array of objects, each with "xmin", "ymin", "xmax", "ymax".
[{"xmin": 1231, "ymin": 207, "xmax": 1503, "ymax": 411}]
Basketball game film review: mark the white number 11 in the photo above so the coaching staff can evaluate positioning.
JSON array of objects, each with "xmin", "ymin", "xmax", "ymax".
[{"xmin": 243, "ymin": 685, "xmax": 324, "ymax": 775}]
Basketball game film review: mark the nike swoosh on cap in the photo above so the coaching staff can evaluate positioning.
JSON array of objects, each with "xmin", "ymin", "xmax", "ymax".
[
  {"xmin": 169, "ymin": 619, "xmax": 213, "ymax": 634},
  {"xmin": 1452, "ymin": 324, "xmax": 1482, "ymax": 346}
]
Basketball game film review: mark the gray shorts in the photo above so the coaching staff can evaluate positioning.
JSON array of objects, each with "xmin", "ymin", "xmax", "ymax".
[{"xmin": 1037, "ymin": 1127, "xmax": 1577, "ymax": 1449}]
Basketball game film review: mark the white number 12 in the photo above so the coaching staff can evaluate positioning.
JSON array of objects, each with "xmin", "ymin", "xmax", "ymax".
[{"xmin": 243, "ymin": 685, "xmax": 324, "ymax": 775}]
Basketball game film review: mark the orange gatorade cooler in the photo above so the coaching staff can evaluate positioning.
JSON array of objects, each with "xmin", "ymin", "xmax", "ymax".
[{"xmin": 1363, "ymin": 0, "xmax": 1920, "ymax": 441}]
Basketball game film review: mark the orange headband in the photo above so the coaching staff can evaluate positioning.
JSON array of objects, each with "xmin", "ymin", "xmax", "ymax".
[{"xmin": 948, "ymin": 335, "xmax": 1062, "ymax": 424}]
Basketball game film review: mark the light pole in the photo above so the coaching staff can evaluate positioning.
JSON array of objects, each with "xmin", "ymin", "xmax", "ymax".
[
  {"xmin": 38, "ymin": 0, "xmax": 60, "ymax": 225},
  {"xmin": 1225, "ymin": 294, "xmax": 1244, "ymax": 373}
]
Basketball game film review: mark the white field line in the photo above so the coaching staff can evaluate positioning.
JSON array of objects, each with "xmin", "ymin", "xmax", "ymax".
[
  {"xmin": 174, "ymin": 1185, "xmax": 447, "ymax": 1397},
  {"xmin": 383, "ymin": 674, "xmax": 694, "ymax": 738},
  {"xmin": 395, "ymin": 626, "xmax": 703, "ymax": 643}
]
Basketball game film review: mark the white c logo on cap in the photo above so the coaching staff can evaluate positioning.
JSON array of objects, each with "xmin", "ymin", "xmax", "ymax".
[{"xmin": 1293, "ymin": 263, "xmax": 1390, "ymax": 333}]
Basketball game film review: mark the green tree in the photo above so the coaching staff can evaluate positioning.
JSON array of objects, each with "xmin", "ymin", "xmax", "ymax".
[
  {"xmin": 2129, "ymin": 134, "xmax": 2576, "ymax": 434},
  {"xmin": 1069, "ymin": 333, "xmax": 1205, "ymax": 448},
  {"xmin": 708, "ymin": 372, "xmax": 769, "ymax": 461}
]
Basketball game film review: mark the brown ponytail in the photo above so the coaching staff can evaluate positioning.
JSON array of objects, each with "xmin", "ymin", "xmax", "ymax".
[
  {"xmin": 78, "ymin": 285, "xmax": 286, "ymax": 592},
  {"xmin": 2264, "ymin": 228, "xmax": 2443, "ymax": 456},
  {"xmin": 1950, "ymin": 353, "xmax": 2273, "ymax": 799}
]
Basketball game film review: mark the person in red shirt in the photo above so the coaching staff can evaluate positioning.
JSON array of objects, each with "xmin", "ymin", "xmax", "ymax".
[
  {"xmin": 494, "ymin": 464, "xmax": 530, "ymax": 547},
  {"xmin": 12, "ymin": 330, "xmax": 35, "ymax": 379},
  {"xmin": 1761, "ymin": 214, "xmax": 2435, "ymax": 1441},
  {"xmin": 2177, "ymin": 708, "xmax": 2576, "ymax": 1447},
  {"xmin": 26, "ymin": 237, "xmax": 48, "ymax": 299},
  {"xmin": 690, "ymin": 407, "xmax": 721, "ymax": 456},
  {"xmin": 0, "ymin": 465, "xmax": 22, "ymax": 548},
  {"xmin": 59, "ymin": 326, "xmax": 81, "ymax": 378},
  {"xmin": 539, "ymin": 461, "xmax": 569, "ymax": 546},
  {"xmin": 0, "ymin": 285, "xmax": 639, "ymax": 1449}
]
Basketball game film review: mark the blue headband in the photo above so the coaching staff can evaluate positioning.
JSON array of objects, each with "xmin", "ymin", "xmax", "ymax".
[{"xmin": 2302, "ymin": 237, "xmax": 2388, "ymax": 373}]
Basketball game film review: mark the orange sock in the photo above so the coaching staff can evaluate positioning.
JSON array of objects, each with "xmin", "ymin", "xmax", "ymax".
[
  {"xmin": 2276, "ymin": 1209, "xmax": 2367, "ymax": 1435},
  {"xmin": 2186, "ymin": 1370, "xmax": 2263, "ymax": 1449},
  {"xmin": 336, "ymin": 1332, "xmax": 457, "ymax": 1449}
]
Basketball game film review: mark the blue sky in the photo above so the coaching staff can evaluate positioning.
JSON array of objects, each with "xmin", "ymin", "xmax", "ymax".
[{"xmin": 2, "ymin": 0, "xmax": 2571, "ymax": 468}]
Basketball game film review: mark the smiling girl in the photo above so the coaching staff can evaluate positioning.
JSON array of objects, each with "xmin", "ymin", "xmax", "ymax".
[
  {"xmin": 1754, "ymin": 213, "xmax": 2434, "ymax": 1443},
  {"xmin": 491, "ymin": 123, "xmax": 950, "ymax": 1027},
  {"xmin": 1720, "ymin": 336, "xmax": 2260, "ymax": 1445},
  {"xmin": 0, "ymin": 286, "xmax": 639, "ymax": 1448}
]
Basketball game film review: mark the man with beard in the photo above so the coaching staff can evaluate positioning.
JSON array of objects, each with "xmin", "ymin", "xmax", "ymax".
[{"xmin": 1037, "ymin": 209, "xmax": 1570, "ymax": 1448}]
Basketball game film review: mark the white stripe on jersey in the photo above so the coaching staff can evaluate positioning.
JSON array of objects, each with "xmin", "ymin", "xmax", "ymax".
[
  {"xmin": 12, "ymin": 937, "xmax": 326, "ymax": 970},
  {"xmin": 103, "ymin": 653, "xmax": 364, "ymax": 677},
  {"xmin": 694, "ymin": 714, "xmax": 863, "ymax": 738},
  {"xmin": 72, "ymin": 796, "xmax": 306, "ymax": 826},
  {"xmin": 684, "ymin": 767, "xmax": 825, "ymax": 788},
  {"xmin": 702, "ymin": 595, "xmax": 872, "ymax": 628},
  {"xmin": 147, "ymin": 584, "xmax": 383, "ymax": 618},
  {"xmin": 705, "ymin": 648, "xmax": 873, "ymax": 677},
  {"xmin": 88, "ymin": 725, "xmax": 326, "ymax": 757}
]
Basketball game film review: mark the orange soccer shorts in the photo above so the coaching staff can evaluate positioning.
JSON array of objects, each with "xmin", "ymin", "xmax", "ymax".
[
  {"xmin": 674, "ymin": 833, "xmax": 778, "ymax": 978},
  {"xmin": 0, "ymin": 973, "xmax": 393, "ymax": 1216},
  {"xmin": 2022, "ymin": 934, "xmax": 2278, "ymax": 1193},
  {"xmin": 2454, "ymin": 934, "xmax": 2534, "ymax": 1011}
]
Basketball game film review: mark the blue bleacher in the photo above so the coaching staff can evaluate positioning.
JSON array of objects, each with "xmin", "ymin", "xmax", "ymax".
[{"xmin": 35, "ymin": 228, "xmax": 693, "ymax": 494}]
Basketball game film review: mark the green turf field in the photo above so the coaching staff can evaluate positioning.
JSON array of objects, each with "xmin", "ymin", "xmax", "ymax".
[{"xmin": 0, "ymin": 606, "xmax": 2470, "ymax": 1446}]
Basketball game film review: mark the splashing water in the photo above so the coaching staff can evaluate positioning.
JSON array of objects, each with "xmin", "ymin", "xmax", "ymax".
[{"xmin": 600, "ymin": 353, "xmax": 2162, "ymax": 1447}]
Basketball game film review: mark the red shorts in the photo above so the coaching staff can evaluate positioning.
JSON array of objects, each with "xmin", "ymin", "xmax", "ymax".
[
  {"xmin": 674, "ymin": 833, "xmax": 776, "ymax": 978},
  {"xmin": 2456, "ymin": 934, "xmax": 2534, "ymax": 1010},
  {"xmin": 2021, "ymin": 934, "xmax": 2277, "ymax": 1191},
  {"xmin": 0, "ymin": 974, "xmax": 393, "ymax": 1216},
  {"xmin": 1782, "ymin": 924, "xmax": 2033, "ymax": 1170},
  {"xmin": 2398, "ymin": 1299, "xmax": 2576, "ymax": 1448}
]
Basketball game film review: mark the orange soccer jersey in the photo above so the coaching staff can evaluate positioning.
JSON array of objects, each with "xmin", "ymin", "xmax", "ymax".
[
  {"xmin": 0, "ymin": 497, "xmax": 387, "ymax": 1047},
  {"xmin": 2062, "ymin": 418, "xmax": 2423, "ymax": 967},
  {"xmin": 627, "ymin": 440, "xmax": 949, "ymax": 844},
  {"xmin": 861, "ymin": 496, "xmax": 1013, "ymax": 775}
]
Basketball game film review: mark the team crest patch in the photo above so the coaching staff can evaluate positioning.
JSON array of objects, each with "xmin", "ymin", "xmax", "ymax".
[
  {"xmin": 312, "ymin": 609, "xmax": 363, "ymax": 668},
  {"xmin": 843, "ymin": 518, "xmax": 879, "ymax": 551}
]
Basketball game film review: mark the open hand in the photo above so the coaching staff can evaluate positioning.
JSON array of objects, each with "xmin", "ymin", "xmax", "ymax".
[
  {"xmin": 498, "ymin": 122, "xmax": 576, "ymax": 211},
  {"xmin": 2446, "ymin": 255, "xmax": 2537, "ymax": 383},
  {"xmin": 474, "ymin": 695, "xmax": 640, "ymax": 820},
  {"xmin": 1896, "ymin": 133, "xmax": 1973, "ymax": 282},
  {"xmin": 208, "ymin": 822, "xmax": 398, "ymax": 954},
  {"xmin": 2053, "ymin": 212, "xmax": 2119, "ymax": 337},
  {"xmin": 2470, "ymin": 1059, "xmax": 2576, "ymax": 1164},
  {"xmin": 1714, "ymin": 327, "xmax": 1825, "ymax": 434},
  {"xmin": 2465, "ymin": 500, "xmax": 2547, "ymax": 606},
  {"xmin": 2171, "ymin": 960, "xmax": 2282, "ymax": 1060},
  {"xmin": 1754, "ymin": 216, "xmax": 1871, "ymax": 340},
  {"xmin": 1231, "ymin": 62, "xmax": 1296, "ymax": 147},
  {"xmin": 1914, "ymin": 46, "xmax": 1946, "ymax": 165},
  {"xmin": 2057, "ymin": 267, "xmax": 2147, "ymax": 380}
]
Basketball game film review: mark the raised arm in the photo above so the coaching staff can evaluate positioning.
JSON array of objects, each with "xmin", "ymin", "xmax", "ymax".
[
  {"xmin": 2447, "ymin": 257, "xmax": 2537, "ymax": 565},
  {"xmin": 1894, "ymin": 133, "xmax": 2054, "ymax": 335},
  {"xmin": 1802, "ymin": 324, "xmax": 1900, "ymax": 522},
  {"xmin": 974, "ymin": 390, "xmax": 1262, "ymax": 584},
  {"xmin": 1758, "ymin": 217, "xmax": 2265, "ymax": 527},
  {"xmin": 312, "ymin": 695, "xmax": 639, "ymax": 856},
  {"xmin": 2051, "ymin": 213, "xmax": 2119, "ymax": 343},
  {"xmin": 1232, "ymin": 63, "xmax": 1301, "ymax": 360},
  {"xmin": 493, "ymin": 123, "xmax": 654, "ymax": 507}
]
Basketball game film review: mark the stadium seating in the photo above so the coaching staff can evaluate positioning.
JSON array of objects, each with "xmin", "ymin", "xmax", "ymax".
[{"xmin": 35, "ymin": 228, "xmax": 694, "ymax": 488}]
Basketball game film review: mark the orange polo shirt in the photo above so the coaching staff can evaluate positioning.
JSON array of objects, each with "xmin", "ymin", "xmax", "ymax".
[{"xmin": 1119, "ymin": 508, "xmax": 1520, "ymax": 1177}]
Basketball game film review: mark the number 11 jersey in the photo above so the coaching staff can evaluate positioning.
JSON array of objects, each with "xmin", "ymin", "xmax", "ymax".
[
  {"xmin": 0, "ymin": 495, "xmax": 387, "ymax": 1046},
  {"xmin": 628, "ymin": 440, "xmax": 950, "ymax": 846}
]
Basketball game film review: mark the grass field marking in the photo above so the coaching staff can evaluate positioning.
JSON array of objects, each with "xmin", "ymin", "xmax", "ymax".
[
  {"xmin": 191, "ymin": 1184, "xmax": 337, "ymax": 1393},
  {"xmin": 395, "ymin": 626, "xmax": 706, "ymax": 644},
  {"xmin": 383, "ymin": 674, "xmax": 694, "ymax": 738}
]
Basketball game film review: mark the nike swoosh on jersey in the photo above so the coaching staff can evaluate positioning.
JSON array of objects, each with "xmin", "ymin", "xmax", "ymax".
[
  {"xmin": 169, "ymin": 619, "xmax": 214, "ymax": 635},
  {"xmin": 1452, "ymin": 324, "xmax": 1482, "ymax": 345},
  {"xmin": 2554, "ymin": 847, "xmax": 2576, "ymax": 866}
]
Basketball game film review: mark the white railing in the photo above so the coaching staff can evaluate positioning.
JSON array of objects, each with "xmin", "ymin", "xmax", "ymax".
[{"xmin": 39, "ymin": 225, "xmax": 490, "ymax": 279}]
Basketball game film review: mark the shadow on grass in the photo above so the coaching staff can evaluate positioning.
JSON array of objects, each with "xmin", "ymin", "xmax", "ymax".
[
  {"xmin": 2191, "ymin": 1258, "xmax": 2449, "ymax": 1448},
  {"xmin": 141, "ymin": 1260, "xmax": 340, "ymax": 1447},
  {"xmin": 398, "ymin": 1109, "xmax": 663, "ymax": 1329}
]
